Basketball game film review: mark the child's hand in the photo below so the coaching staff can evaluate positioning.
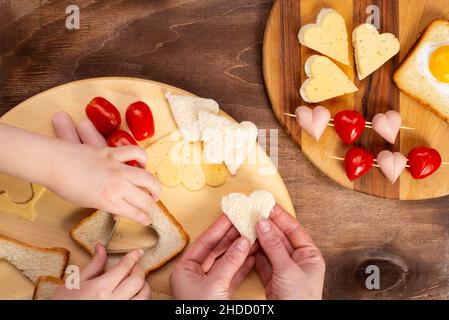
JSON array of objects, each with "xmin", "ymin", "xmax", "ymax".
[
  {"xmin": 170, "ymin": 215, "xmax": 255, "ymax": 300},
  {"xmin": 49, "ymin": 112, "xmax": 161, "ymax": 225},
  {"xmin": 254, "ymin": 205, "xmax": 325, "ymax": 300},
  {"xmin": 52, "ymin": 244, "xmax": 151, "ymax": 300}
]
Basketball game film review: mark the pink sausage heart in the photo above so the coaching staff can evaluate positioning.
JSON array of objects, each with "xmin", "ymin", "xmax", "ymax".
[
  {"xmin": 372, "ymin": 110, "xmax": 402, "ymax": 144},
  {"xmin": 295, "ymin": 106, "xmax": 331, "ymax": 141},
  {"xmin": 376, "ymin": 150, "xmax": 407, "ymax": 183}
]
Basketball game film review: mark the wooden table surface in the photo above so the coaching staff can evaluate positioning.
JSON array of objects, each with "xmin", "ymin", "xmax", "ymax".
[{"xmin": 0, "ymin": 0, "xmax": 448, "ymax": 299}]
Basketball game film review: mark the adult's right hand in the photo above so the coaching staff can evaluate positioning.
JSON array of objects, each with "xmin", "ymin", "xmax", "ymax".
[{"xmin": 255, "ymin": 205, "xmax": 325, "ymax": 300}]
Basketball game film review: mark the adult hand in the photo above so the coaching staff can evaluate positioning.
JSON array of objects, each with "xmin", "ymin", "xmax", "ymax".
[
  {"xmin": 52, "ymin": 244, "xmax": 151, "ymax": 300},
  {"xmin": 48, "ymin": 112, "xmax": 161, "ymax": 225},
  {"xmin": 170, "ymin": 215, "xmax": 256, "ymax": 299},
  {"xmin": 255, "ymin": 205, "xmax": 325, "ymax": 300}
]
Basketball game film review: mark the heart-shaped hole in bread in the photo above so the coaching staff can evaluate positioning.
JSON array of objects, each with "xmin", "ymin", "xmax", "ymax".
[
  {"xmin": 107, "ymin": 219, "xmax": 158, "ymax": 254},
  {"xmin": 70, "ymin": 202, "xmax": 189, "ymax": 274}
]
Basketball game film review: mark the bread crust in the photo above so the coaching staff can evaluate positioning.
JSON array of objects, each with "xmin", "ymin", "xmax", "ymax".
[
  {"xmin": 393, "ymin": 19, "xmax": 449, "ymax": 123},
  {"xmin": 69, "ymin": 202, "xmax": 189, "ymax": 274},
  {"xmin": 69, "ymin": 211, "xmax": 106, "ymax": 256},
  {"xmin": 0, "ymin": 233, "xmax": 70, "ymax": 280},
  {"xmin": 143, "ymin": 201, "xmax": 190, "ymax": 274},
  {"xmin": 32, "ymin": 276, "xmax": 64, "ymax": 300}
]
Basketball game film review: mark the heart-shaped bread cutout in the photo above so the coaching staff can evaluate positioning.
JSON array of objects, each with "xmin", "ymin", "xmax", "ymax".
[
  {"xmin": 353, "ymin": 24, "xmax": 400, "ymax": 80},
  {"xmin": 408, "ymin": 147, "xmax": 442, "ymax": 179},
  {"xmin": 298, "ymin": 8, "xmax": 350, "ymax": 65},
  {"xmin": 70, "ymin": 202, "xmax": 189, "ymax": 273},
  {"xmin": 372, "ymin": 110, "xmax": 402, "ymax": 144},
  {"xmin": 295, "ymin": 106, "xmax": 330, "ymax": 141},
  {"xmin": 376, "ymin": 150, "xmax": 407, "ymax": 183},
  {"xmin": 300, "ymin": 55, "xmax": 358, "ymax": 103},
  {"xmin": 221, "ymin": 190, "xmax": 275, "ymax": 244},
  {"xmin": 199, "ymin": 111, "xmax": 258, "ymax": 175}
]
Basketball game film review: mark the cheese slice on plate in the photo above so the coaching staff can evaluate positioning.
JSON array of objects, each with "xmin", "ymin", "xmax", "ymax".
[
  {"xmin": 300, "ymin": 55, "xmax": 358, "ymax": 103},
  {"xmin": 353, "ymin": 23, "xmax": 400, "ymax": 80},
  {"xmin": 165, "ymin": 92, "xmax": 219, "ymax": 142},
  {"xmin": 298, "ymin": 8, "xmax": 350, "ymax": 65}
]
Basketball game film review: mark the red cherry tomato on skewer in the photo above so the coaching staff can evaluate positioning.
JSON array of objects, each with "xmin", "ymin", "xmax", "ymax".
[
  {"xmin": 107, "ymin": 130, "xmax": 139, "ymax": 167},
  {"xmin": 334, "ymin": 110, "xmax": 365, "ymax": 144},
  {"xmin": 408, "ymin": 146, "xmax": 441, "ymax": 179},
  {"xmin": 126, "ymin": 101, "xmax": 155, "ymax": 141},
  {"xmin": 85, "ymin": 97, "xmax": 121, "ymax": 136},
  {"xmin": 344, "ymin": 146, "xmax": 374, "ymax": 181}
]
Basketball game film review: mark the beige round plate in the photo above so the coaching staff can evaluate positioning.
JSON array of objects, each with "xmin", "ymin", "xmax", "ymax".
[{"xmin": 0, "ymin": 77, "xmax": 294, "ymax": 300}]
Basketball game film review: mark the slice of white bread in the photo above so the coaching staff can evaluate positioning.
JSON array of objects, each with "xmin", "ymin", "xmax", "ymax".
[
  {"xmin": 394, "ymin": 19, "xmax": 449, "ymax": 122},
  {"xmin": 298, "ymin": 8, "xmax": 350, "ymax": 65},
  {"xmin": 353, "ymin": 23, "xmax": 400, "ymax": 80},
  {"xmin": 165, "ymin": 92, "xmax": 219, "ymax": 142},
  {"xmin": 300, "ymin": 55, "xmax": 358, "ymax": 102},
  {"xmin": 221, "ymin": 190, "xmax": 275, "ymax": 244},
  {"xmin": 0, "ymin": 233, "xmax": 69, "ymax": 283},
  {"xmin": 199, "ymin": 111, "xmax": 258, "ymax": 175},
  {"xmin": 70, "ymin": 203, "xmax": 189, "ymax": 274},
  {"xmin": 33, "ymin": 276, "xmax": 64, "ymax": 300}
]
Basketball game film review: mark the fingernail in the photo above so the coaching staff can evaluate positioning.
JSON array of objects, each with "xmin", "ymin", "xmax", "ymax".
[
  {"xmin": 236, "ymin": 238, "xmax": 249, "ymax": 252},
  {"xmin": 258, "ymin": 219, "xmax": 271, "ymax": 233},
  {"xmin": 138, "ymin": 249, "xmax": 144, "ymax": 256}
]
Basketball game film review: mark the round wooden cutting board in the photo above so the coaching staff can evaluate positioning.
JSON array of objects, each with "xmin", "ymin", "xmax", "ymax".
[
  {"xmin": 0, "ymin": 77, "xmax": 294, "ymax": 300},
  {"xmin": 263, "ymin": 0, "xmax": 449, "ymax": 200}
]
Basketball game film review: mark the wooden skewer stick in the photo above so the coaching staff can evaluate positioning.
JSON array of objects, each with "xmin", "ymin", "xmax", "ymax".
[
  {"xmin": 328, "ymin": 156, "xmax": 449, "ymax": 167},
  {"xmin": 284, "ymin": 113, "xmax": 415, "ymax": 130}
]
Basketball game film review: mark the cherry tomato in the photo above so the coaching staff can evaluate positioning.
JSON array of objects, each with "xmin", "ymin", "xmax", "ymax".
[
  {"xmin": 334, "ymin": 110, "xmax": 365, "ymax": 144},
  {"xmin": 344, "ymin": 146, "xmax": 374, "ymax": 181},
  {"xmin": 85, "ymin": 97, "xmax": 121, "ymax": 136},
  {"xmin": 126, "ymin": 101, "xmax": 155, "ymax": 141},
  {"xmin": 107, "ymin": 130, "xmax": 139, "ymax": 167},
  {"xmin": 408, "ymin": 146, "xmax": 442, "ymax": 179}
]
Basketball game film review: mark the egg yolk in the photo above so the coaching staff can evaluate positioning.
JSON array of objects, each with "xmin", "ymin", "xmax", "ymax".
[{"xmin": 429, "ymin": 45, "xmax": 449, "ymax": 83}]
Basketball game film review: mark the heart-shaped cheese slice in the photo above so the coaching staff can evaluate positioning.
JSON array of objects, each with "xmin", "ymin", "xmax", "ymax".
[
  {"xmin": 353, "ymin": 24, "xmax": 400, "ymax": 80},
  {"xmin": 300, "ymin": 55, "xmax": 358, "ymax": 103},
  {"xmin": 298, "ymin": 8, "xmax": 350, "ymax": 65},
  {"xmin": 221, "ymin": 190, "xmax": 276, "ymax": 244}
]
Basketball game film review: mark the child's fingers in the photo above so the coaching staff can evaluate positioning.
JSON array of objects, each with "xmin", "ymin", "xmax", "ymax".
[
  {"xmin": 98, "ymin": 249, "xmax": 143, "ymax": 289},
  {"xmin": 76, "ymin": 118, "xmax": 107, "ymax": 147},
  {"xmin": 111, "ymin": 146, "xmax": 148, "ymax": 168},
  {"xmin": 132, "ymin": 282, "xmax": 151, "ymax": 300},
  {"xmin": 126, "ymin": 167, "xmax": 161, "ymax": 201},
  {"xmin": 52, "ymin": 111, "xmax": 81, "ymax": 143},
  {"xmin": 123, "ymin": 184, "xmax": 155, "ymax": 215},
  {"xmin": 109, "ymin": 199, "xmax": 151, "ymax": 225},
  {"xmin": 80, "ymin": 244, "xmax": 107, "ymax": 281}
]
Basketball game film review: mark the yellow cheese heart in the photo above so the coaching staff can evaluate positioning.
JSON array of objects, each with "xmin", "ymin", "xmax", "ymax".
[
  {"xmin": 298, "ymin": 8, "xmax": 350, "ymax": 65},
  {"xmin": 353, "ymin": 23, "xmax": 400, "ymax": 80},
  {"xmin": 300, "ymin": 55, "xmax": 358, "ymax": 103}
]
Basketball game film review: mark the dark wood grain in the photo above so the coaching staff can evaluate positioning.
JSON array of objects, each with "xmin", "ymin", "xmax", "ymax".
[
  {"xmin": 1, "ymin": 0, "xmax": 448, "ymax": 300},
  {"xmin": 353, "ymin": 0, "xmax": 400, "ymax": 198}
]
